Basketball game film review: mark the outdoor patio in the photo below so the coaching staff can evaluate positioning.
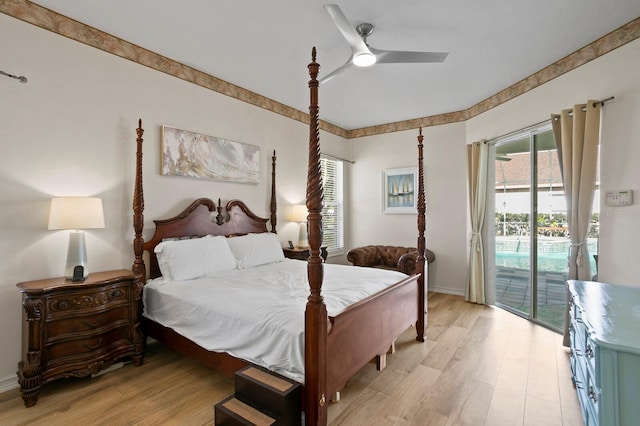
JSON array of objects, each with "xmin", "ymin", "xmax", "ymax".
[{"xmin": 495, "ymin": 266, "xmax": 568, "ymax": 329}]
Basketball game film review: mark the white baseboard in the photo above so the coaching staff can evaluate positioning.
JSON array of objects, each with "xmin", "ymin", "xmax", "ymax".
[
  {"xmin": 428, "ymin": 286, "xmax": 465, "ymax": 297},
  {"xmin": 0, "ymin": 375, "xmax": 18, "ymax": 394}
]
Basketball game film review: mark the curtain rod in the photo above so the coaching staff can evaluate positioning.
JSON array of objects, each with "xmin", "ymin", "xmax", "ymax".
[
  {"xmin": 0, "ymin": 70, "xmax": 28, "ymax": 83},
  {"xmin": 555, "ymin": 96, "xmax": 615, "ymax": 120},
  {"xmin": 321, "ymin": 152, "xmax": 355, "ymax": 164},
  {"xmin": 485, "ymin": 96, "xmax": 615, "ymax": 144},
  {"xmin": 594, "ymin": 96, "xmax": 614, "ymax": 107}
]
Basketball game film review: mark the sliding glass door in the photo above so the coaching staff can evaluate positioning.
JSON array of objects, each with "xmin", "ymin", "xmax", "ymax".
[{"xmin": 493, "ymin": 124, "xmax": 598, "ymax": 331}]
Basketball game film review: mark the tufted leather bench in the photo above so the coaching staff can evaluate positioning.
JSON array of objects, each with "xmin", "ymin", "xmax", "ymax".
[{"xmin": 346, "ymin": 245, "xmax": 435, "ymax": 275}]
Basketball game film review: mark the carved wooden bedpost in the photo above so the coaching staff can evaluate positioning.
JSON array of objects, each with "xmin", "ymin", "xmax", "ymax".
[
  {"xmin": 270, "ymin": 150, "xmax": 277, "ymax": 233},
  {"xmin": 132, "ymin": 119, "xmax": 146, "ymax": 282},
  {"xmin": 416, "ymin": 127, "xmax": 427, "ymax": 342},
  {"xmin": 305, "ymin": 47, "xmax": 328, "ymax": 426}
]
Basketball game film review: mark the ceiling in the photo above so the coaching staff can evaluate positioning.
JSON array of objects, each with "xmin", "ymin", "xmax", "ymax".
[{"xmin": 27, "ymin": 1, "xmax": 640, "ymax": 131}]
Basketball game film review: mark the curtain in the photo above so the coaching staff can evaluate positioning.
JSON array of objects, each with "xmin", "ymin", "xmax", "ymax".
[
  {"xmin": 466, "ymin": 141, "xmax": 489, "ymax": 304},
  {"xmin": 552, "ymin": 100, "xmax": 601, "ymax": 346}
]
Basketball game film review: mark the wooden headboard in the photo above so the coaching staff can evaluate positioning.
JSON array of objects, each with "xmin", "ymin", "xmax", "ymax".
[
  {"xmin": 142, "ymin": 198, "xmax": 272, "ymax": 279},
  {"xmin": 131, "ymin": 126, "xmax": 279, "ymax": 281}
]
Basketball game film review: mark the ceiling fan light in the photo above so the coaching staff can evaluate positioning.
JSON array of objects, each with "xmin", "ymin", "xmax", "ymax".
[{"xmin": 353, "ymin": 52, "xmax": 376, "ymax": 67}]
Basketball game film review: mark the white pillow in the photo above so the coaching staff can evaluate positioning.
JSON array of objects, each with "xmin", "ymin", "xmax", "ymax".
[
  {"xmin": 227, "ymin": 233, "xmax": 285, "ymax": 268},
  {"xmin": 154, "ymin": 235, "xmax": 237, "ymax": 280}
]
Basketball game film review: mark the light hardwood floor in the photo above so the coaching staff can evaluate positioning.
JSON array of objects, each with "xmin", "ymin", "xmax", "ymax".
[{"xmin": 0, "ymin": 293, "xmax": 583, "ymax": 425}]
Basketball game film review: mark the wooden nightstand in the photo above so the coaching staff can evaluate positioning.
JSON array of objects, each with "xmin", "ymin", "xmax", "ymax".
[
  {"xmin": 283, "ymin": 246, "xmax": 328, "ymax": 261},
  {"xmin": 16, "ymin": 269, "xmax": 144, "ymax": 407}
]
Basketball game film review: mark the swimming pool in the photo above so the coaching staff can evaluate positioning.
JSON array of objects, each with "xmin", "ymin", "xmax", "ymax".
[
  {"xmin": 496, "ymin": 238, "xmax": 598, "ymax": 275},
  {"xmin": 496, "ymin": 251, "xmax": 565, "ymax": 272}
]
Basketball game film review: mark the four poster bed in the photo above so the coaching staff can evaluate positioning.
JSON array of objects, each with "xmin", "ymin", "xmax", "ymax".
[{"xmin": 131, "ymin": 49, "xmax": 427, "ymax": 425}]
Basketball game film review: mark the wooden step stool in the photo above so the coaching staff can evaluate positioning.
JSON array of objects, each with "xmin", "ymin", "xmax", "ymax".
[{"xmin": 214, "ymin": 365, "xmax": 302, "ymax": 426}]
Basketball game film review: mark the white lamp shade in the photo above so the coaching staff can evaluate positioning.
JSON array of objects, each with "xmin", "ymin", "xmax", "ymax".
[
  {"xmin": 48, "ymin": 197, "xmax": 105, "ymax": 230},
  {"xmin": 287, "ymin": 204, "xmax": 308, "ymax": 223},
  {"xmin": 48, "ymin": 197, "xmax": 105, "ymax": 280}
]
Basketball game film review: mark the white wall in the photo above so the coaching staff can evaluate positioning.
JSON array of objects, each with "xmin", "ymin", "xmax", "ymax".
[
  {"xmin": 466, "ymin": 38, "xmax": 640, "ymax": 287},
  {"xmin": 0, "ymin": 14, "xmax": 348, "ymax": 389},
  {"xmin": 349, "ymin": 123, "xmax": 469, "ymax": 295}
]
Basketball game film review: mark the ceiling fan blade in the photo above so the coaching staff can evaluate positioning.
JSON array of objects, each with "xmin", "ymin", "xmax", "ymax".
[
  {"xmin": 324, "ymin": 4, "xmax": 371, "ymax": 55},
  {"xmin": 319, "ymin": 58, "xmax": 355, "ymax": 84},
  {"xmin": 370, "ymin": 47, "xmax": 449, "ymax": 64}
]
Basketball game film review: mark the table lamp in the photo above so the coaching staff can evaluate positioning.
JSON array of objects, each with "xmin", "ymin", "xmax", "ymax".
[
  {"xmin": 48, "ymin": 197, "xmax": 105, "ymax": 281},
  {"xmin": 287, "ymin": 204, "xmax": 308, "ymax": 248}
]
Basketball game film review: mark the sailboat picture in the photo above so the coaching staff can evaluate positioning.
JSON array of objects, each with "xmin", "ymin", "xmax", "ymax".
[{"xmin": 383, "ymin": 167, "xmax": 419, "ymax": 214}]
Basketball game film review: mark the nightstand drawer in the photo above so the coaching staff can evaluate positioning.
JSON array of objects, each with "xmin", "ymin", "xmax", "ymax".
[
  {"xmin": 47, "ymin": 325, "xmax": 131, "ymax": 364},
  {"xmin": 17, "ymin": 270, "xmax": 144, "ymax": 407},
  {"xmin": 46, "ymin": 306, "xmax": 131, "ymax": 342},
  {"xmin": 46, "ymin": 284, "xmax": 129, "ymax": 319}
]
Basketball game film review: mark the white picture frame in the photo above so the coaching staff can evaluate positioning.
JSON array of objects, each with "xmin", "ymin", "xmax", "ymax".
[{"xmin": 383, "ymin": 167, "xmax": 418, "ymax": 214}]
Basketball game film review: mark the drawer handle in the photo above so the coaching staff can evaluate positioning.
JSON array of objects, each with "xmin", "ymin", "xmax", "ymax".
[
  {"xmin": 83, "ymin": 317, "xmax": 104, "ymax": 328},
  {"xmin": 113, "ymin": 290, "xmax": 123, "ymax": 298},
  {"xmin": 585, "ymin": 344, "xmax": 594, "ymax": 359},
  {"xmin": 588, "ymin": 386, "xmax": 597, "ymax": 403},
  {"xmin": 574, "ymin": 380, "xmax": 583, "ymax": 390},
  {"xmin": 83, "ymin": 338, "xmax": 104, "ymax": 350}
]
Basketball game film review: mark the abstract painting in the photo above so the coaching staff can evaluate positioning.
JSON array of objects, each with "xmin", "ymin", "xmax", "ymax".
[{"xmin": 161, "ymin": 126, "xmax": 259, "ymax": 184}]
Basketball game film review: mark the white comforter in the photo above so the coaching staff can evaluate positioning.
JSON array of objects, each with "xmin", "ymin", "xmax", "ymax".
[{"xmin": 143, "ymin": 259, "xmax": 407, "ymax": 382}]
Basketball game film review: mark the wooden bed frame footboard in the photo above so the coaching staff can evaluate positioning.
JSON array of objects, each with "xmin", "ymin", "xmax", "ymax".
[
  {"xmin": 326, "ymin": 274, "xmax": 421, "ymax": 396},
  {"xmin": 130, "ymin": 48, "xmax": 426, "ymax": 426}
]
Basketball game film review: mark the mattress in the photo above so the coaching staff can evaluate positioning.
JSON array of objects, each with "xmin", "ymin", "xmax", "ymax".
[{"xmin": 142, "ymin": 259, "xmax": 407, "ymax": 382}]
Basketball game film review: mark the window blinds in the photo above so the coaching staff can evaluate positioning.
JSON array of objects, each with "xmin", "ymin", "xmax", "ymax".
[{"xmin": 320, "ymin": 156, "xmax": 344, "ymax": 254}]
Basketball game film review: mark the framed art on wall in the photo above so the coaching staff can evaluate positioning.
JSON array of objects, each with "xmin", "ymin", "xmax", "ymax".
[
  {"xmin": 383, "ymin": 167, "xmax": 418, "ymax": 214},
  {"xmin": 161, "ymin": 125, "xmax": 260, "ymax": 184}
]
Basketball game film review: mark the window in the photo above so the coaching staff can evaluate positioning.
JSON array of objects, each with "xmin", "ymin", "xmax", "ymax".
[
  {"xmin": 491, "ymin": 121, "xmax": 599, "ymax": 331},
  {"xmin": 320, "ymin": 156, "xmax": 344, "ymax": 255}
]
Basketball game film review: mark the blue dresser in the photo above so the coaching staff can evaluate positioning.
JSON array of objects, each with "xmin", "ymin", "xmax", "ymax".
[{"xmin": 568, "ymin": 280, "xmax": 640, "ymax": 426}]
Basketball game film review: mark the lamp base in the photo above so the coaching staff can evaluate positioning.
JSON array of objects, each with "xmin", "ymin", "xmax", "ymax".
[
  {"xmin": 65, "ymin": 231, "xmax": 88, "ymax": 281},
  {"xmin": 297, "ymin": 222, "xmax": 309, "ymax": 248}
]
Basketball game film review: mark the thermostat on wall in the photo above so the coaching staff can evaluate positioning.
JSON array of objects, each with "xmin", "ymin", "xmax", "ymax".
[{"xmin": 605, "ymin": 189, "xmax": 633, "ymax": 206}]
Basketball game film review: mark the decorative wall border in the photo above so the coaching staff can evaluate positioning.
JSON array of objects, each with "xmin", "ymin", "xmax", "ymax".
[{"xmin": 1, "ymin": 0, "xmax": 638, "ymax": 139}]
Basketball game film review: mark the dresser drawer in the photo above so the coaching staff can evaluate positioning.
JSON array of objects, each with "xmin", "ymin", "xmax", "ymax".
[
  {"xmin": 46, "ymin": 306, "xmax": 130, "ymax": 342},
  {"xmin": 584, "ymin": 335, "xmax": 599, "ymax": 387},
  {"xmin": 573, "ymin": 354, "xmax": 600, "ymax": 422},
  {"xmin": 583, "ymin": 360, "xmax": 600, "ymax": 419},
  {"xmin": 567, "ymin": 280, "xmax": 640, "ymax": 426},
  {"xmin": 570, "ymin": 306, "xmax": 587, "ymax": 350},
  {"xmin": 46, "ymin": 284, "xmax": 129, "ymax": 320},
  {"xmin": 46, "ymin": 326, "xmax": 131, "ymax": 365}
]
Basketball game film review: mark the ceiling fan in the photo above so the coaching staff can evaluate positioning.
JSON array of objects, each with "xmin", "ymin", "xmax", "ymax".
[{"xmin": 320, "ymin": 4, "xmax": 449, "ymax": 84}]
